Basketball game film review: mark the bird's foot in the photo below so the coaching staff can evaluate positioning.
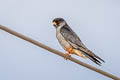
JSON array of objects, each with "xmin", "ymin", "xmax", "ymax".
[{"xmin": 64, "ymin": 51, "xmax": 71, "ymax": 60}]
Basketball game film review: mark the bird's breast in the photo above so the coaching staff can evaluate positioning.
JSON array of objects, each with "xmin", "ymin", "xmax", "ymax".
[{"xmin": 56, "ymin": 27, "xmax": 71, "ymax": 50}]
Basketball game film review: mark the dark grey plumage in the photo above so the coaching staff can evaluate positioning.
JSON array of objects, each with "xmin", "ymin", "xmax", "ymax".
[
  {"xmin": 60, "ymin": 24, "xmax": 104, "ymax": 65},
  {"xmin": 53, "ymin": 18, "xmax": 105, "ymax": 65}
]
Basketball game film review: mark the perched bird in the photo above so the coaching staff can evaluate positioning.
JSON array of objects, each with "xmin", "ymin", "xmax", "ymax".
[{"xmin": 52, "ymin": 18, "xmax": 105, "ymax": 65}]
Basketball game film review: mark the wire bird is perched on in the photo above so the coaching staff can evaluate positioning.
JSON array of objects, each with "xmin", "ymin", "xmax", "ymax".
[
  {"xmin": 52, "ymin": 18, "xmax": 105, "ymax": 65},
  {"xmin": 0, "ymin": 25, "xmax": 120, "ymax": 80}
]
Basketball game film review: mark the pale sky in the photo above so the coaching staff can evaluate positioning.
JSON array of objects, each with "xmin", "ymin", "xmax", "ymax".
[{"xmin": 0, "ymin": 0, "xmax": 120, "ymax": 80}]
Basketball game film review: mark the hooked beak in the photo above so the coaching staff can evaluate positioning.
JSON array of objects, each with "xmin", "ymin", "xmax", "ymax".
[{"xmin": 53, "ymin": 21, "xmax": 57, "ymax": 26}]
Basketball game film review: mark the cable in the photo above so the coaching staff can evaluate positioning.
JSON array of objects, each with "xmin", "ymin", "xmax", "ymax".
[{"xmin": 0, "ymin": 25, "xmax": 120, "ymax": 80}]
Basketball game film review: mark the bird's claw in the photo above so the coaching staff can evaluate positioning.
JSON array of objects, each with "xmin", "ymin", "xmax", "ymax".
[{"xmin": 64, "ymin": 51, "xmax": 71, "ymax": 60}]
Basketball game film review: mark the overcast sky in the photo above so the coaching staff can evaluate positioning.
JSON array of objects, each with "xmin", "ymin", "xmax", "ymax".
[{"xmin": 0, "ymin": 0, "xmax": 120, "ymax": 80}]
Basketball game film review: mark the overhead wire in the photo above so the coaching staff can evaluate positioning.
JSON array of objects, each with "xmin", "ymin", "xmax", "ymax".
[{"xmin": 0, "ymin": 25, "xmax": 120, "ymax": 80}]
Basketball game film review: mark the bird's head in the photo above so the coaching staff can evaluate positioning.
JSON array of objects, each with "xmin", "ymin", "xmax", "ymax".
[{"xmin": 52, "ymin": 18, "xmax": 66, "ymax": 28}]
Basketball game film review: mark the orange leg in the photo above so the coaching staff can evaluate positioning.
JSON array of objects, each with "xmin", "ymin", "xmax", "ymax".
[{"xmin": 64, "ymin": 47, "xmax": 73, "ymax": 60}]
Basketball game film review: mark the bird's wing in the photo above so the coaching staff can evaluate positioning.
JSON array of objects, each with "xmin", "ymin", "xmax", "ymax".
[
  {"xmin": 60, "ymin": 25, "xmax": 88, "ymax": 50},
  {"xmin": 60, "ymin": 25, "xmax": 86, "ymax": 48},
  {"xmin": 60, "ymin": 25, "xmax": 104, "ymax": 65}
]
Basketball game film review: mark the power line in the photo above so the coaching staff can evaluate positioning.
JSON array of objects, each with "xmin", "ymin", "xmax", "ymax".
[{"xmin": 0, "ymin": 25, "xmax": 120, "ymax": 80}]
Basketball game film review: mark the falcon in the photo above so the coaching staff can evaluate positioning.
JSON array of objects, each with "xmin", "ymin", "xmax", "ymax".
[{"xmin": 52, "ymin": 18, "xmax": 105, "ymax": 65}]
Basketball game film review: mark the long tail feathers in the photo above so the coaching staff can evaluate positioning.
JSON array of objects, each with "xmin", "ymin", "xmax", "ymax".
[
  {"xmin": 94, "ymin": 55, "xmax": 105, "ymax": 63},
  {"xmin": 84, "ymin": 53, "xmax": 102, "ymax": 66},
  {"xmin": 77, "ymin": 49, "xmax": 105, "ymax": 66}
]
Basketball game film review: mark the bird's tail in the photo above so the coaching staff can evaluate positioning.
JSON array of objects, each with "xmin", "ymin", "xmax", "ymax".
[
  {"xmin": 83, "ymin": 53, "xmax": 103, "ymax": 66},
  {"xmin": 77, "ymin": 48, "xmax": 105, "ymax": 66}
]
